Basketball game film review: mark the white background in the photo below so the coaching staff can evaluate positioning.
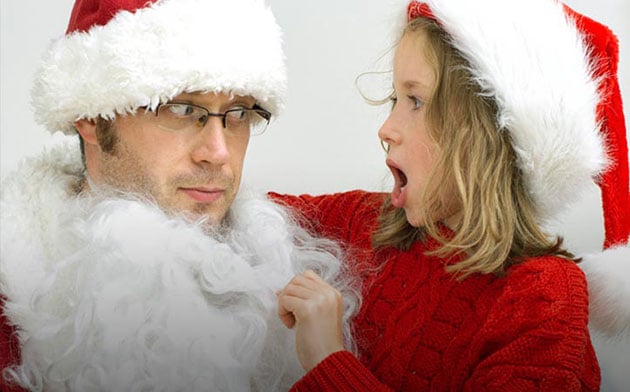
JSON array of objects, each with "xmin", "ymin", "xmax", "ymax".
[{"xmin": 1, "ymin": 0, "xmax": 628, "ymax": 254}]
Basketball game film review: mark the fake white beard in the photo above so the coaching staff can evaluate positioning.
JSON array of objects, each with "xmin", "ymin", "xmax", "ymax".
[{"xmin": 0, "ymin": 144, "xmax": 359, "ymax": 391}]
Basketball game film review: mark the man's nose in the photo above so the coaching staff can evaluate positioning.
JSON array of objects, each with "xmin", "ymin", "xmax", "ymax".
[{"xmin": 190, "ymin": 117, "xmax": 230, "ymax": 165}]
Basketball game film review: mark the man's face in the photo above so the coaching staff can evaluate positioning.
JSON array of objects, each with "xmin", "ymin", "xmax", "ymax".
[{"xmin": 86, "ymin": 92, "xmax": 254, "ymax": 226}]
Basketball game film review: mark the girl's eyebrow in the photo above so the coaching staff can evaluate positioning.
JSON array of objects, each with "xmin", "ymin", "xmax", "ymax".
[{"xmin": 403, "ymin": 80, "xmax": 430, "ymax": 92}]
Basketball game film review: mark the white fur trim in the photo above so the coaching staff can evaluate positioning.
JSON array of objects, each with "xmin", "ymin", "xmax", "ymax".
[
  {"xmin": 580, "ymin": 245, "xmax": 630, "ymax": 391},
  {"xmin": 579, "ymin": 244, "xmax": 630, "ymax": 392},
  {"xmin": 580, "ymin": 245, "xmax": 630, "ymax": 336},
  {"xmin": 415, "ymin": 0, "xmax": 606, "ymax": 223},
  {"xmin": 590, "ymin": 330, "xmax": 630, "ymax": 392},
  {"xmin": 0, "ymin": 143, "xmax": 358, "ymax": 391},
  {"xmin": 582, "ymin": 245, "xmax": 630, "ymax": 391},
  {"xmin": 32, "ymin": 0, "xmax": 287, "ymax": 135}
]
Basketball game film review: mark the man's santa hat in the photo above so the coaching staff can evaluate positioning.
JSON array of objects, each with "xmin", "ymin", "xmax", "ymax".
[
  {"xmin": 407, "ymin": 1, "xmax": 629, "ymax": 388},
  {"xmin": 32, "ymin": 0, "xmax": 287, "ymax": 135}
]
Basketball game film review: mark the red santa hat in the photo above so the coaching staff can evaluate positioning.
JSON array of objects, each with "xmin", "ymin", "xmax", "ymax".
[
  {"xmin": 407, "ymin": 0, "xmax": 629, "ymax": 250},
  {"xmin": 31, "ymin": 0, "xmax": 287, "ymax": 135}
]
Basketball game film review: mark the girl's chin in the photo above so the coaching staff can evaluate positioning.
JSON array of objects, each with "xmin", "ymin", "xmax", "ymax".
[
  {"xmin": 403, "ymin": 209, "xmax": 424, "ymax": 228},
  {"xmin": 404, "ymin": 208, "xmax": 461, "ymax": 230}
]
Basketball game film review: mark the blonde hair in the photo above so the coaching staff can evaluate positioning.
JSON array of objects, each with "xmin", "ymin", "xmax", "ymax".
[{"xmin": 373, "ymin": 17, "xmax": 576, "ymax": 277}]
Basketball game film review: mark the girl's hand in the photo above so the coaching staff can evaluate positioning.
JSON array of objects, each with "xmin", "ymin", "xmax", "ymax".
[{"xmin": 277, "ymin": 270, "xmax": 345, "ymax": 371}]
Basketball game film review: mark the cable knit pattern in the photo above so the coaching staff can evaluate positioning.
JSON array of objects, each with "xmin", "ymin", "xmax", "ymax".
[{"xmin": 271, "ymin": 190, "xmax": 600, "ymax": 391}]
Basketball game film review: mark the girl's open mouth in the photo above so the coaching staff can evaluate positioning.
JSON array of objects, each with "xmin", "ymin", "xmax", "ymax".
[{"xmin": 387, "ymin": 160, "xmax": 408, "ymax": 208}]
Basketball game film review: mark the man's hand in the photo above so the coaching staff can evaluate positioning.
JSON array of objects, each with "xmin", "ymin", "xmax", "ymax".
[{"xmin": 277, "ymin": 270, "xmax": 345, "ymax": 371}]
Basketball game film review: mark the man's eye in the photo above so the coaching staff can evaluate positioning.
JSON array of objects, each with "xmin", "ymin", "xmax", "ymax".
[
  {"xmin": 168, "ymin": 104, "xmax": 195, "ymax": 116},
  {"xmin": 226, "ymin": 108, "xmax": 248, "ymax": 121}
]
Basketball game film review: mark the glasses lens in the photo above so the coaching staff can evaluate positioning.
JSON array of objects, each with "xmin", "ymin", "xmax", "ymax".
[
  {"xmin": 157, "ymin": 103, "xmax": 204, "ymax": 131},
  {"xmin": 225, "ymin": 108, "xmax": 252, "ymax": 135},
  {"xmin": 250, "ymin": 109, "xmax": 270, "ymax": 136},
  {"xmin": 224, "ymin": 108, "xmax": 270, "ymax": 136}
]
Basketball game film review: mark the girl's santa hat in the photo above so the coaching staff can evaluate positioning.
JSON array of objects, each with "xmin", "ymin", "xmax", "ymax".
[
  {"xmin": 407, "ymin": 0, "xmax": 629, "ymax": 249},
  {"xmin": 32, "ymin": 0, "xmax": 287, "ymax": 135}
]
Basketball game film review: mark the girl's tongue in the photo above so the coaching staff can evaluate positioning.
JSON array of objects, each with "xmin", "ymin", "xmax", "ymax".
[{"xmin": 389, "ymin": 165, "xmax": 408, "ymax": 208}]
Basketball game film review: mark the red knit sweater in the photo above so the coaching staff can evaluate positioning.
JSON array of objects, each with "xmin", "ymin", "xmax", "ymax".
[
  {"xmin": 270, "ymin": 190, "xmax": 600, "ymax": 392},
  {"xmin": 0, "ymin": 191, "xmax": 600, "ymax": 391}
]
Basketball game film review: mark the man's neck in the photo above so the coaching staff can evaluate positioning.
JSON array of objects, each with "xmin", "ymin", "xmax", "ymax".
[{"xmin": 72, "ymin": 172, "xmax": 89, "ymax": 195}]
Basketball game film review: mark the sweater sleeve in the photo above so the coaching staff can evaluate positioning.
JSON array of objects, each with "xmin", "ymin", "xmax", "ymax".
[
  {"xmin": 290, "ymin": 351, "xmax": 394, "ymax": 392},
  {"xmin": 271, "ymin": 191, "xmax": 398, "ymax": 391},
  {"xmin": 268, "ymin": 190, "xmax": 386, "ymax": 245},
  {"xmin": 461, "ymin": 258, "xmax": 600, "ymax": 391}
]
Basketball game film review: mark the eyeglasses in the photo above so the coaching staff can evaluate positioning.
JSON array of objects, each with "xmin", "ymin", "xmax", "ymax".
[{"xmin": 151, "ymin": 102, "xmax": 272, "ymax": 136}]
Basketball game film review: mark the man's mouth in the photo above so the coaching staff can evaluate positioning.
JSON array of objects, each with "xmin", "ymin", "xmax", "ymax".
[{"xmin": 178, "ymin": 187, "xmax": 224, "ymax": 203}]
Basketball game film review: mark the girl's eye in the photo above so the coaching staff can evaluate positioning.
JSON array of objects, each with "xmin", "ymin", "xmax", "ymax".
[
  {"xmin": 408, "ymin": 95, "xmax": 423, "ymax": 110},
  {"xmin": 389, "ymin": 95, "xmax": 398, "ymax": 109}
]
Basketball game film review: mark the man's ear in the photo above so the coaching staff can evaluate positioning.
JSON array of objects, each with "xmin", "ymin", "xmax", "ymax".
[{"xmin": 74, "ymin": 119, "xmax": 98, "ymax": 146}]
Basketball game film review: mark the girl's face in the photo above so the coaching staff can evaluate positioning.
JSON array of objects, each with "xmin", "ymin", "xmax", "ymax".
[{"xmin": 378, "ymin": 32, "xmax": 460, "ymax": 228}]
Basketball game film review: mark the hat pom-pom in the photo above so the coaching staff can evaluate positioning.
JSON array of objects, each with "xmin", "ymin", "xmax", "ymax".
[{"xmin": 580, "ymin": 244, "xmax": 630, "ymax": 336}]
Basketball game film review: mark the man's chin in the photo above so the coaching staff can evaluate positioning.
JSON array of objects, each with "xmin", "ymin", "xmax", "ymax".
[{"xmin": 162, "ymin": 203, "xmax": 226, "ymax": 229}]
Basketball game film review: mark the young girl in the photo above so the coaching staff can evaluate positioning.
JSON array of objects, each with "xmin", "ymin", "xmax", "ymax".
[{"xmin": 275, "ymin": 0, "xmax": 629, "ymax": 390}]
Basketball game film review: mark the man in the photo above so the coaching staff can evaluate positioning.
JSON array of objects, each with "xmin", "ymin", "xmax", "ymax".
[{"xmin": 0, "ymin": 0, "xmax": 357, "ymax": 391}]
